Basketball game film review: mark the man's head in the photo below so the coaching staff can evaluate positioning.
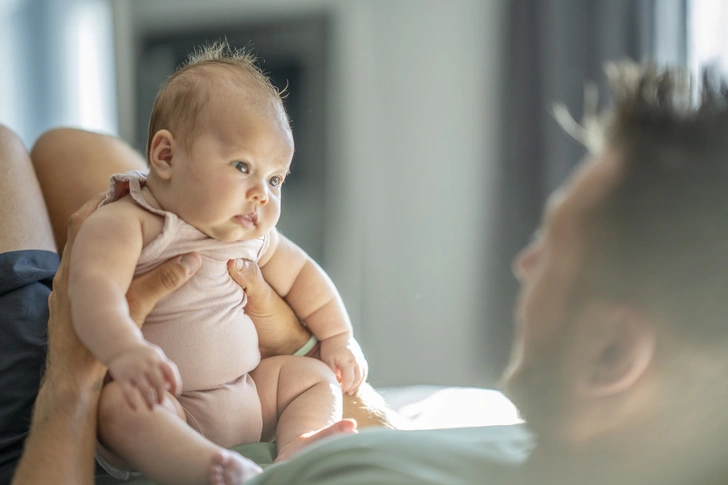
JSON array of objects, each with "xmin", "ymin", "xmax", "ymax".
[
  {"xmin": 145, "ymin": 42, "xmax": 294, "ymax": 242},
  {"xmin": 501, "ymin": 61, "xmax": 728, "ymax": 450}
]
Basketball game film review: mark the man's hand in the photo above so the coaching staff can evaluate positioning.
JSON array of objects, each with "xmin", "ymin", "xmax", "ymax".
[
  {"xmin": 228, "ymin": 258, "xmax": 312, "ymax": 358},
  {"xmin": 228, "ymin": 258, "xmax": 369, "ymax": 393},
  {"xmin": 127, "ymin": 253, "xmax": 202, "ymax": 327},
  {"xmin": 226, "ymin": 258, "xmax": 396, "ymax": 428},
  {"xmin": 319, "ymin": 333, "xmax": 368, "ymax": 395}
]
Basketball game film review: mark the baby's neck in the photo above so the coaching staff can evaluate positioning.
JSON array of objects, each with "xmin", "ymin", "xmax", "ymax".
[
  {"xmin": 140, "ymin": 184, "xmax": 166, "ymax": 212},
  {"xmin": 143, "ymin": 172, "xmax": 171, "ymax": 213}
]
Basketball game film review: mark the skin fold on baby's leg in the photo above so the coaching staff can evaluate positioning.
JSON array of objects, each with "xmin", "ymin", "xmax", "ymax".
[
  {"xmin": 252, "ymin": 355, "xmax": 358, "ymax": 463},
  {"xmin": 97, "ymin": 382, "xmax": 262, "ymax": 485}
]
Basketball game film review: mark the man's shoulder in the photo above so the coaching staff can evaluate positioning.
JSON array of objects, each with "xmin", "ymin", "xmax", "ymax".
[{"xmin": 356, "ymin": 424, "xmax": 531, "ymax": 447}]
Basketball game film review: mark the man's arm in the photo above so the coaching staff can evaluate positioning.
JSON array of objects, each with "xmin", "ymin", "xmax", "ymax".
[{"xmin": 11, "ymin": 197, "xmax": 201, "ymax": 485}]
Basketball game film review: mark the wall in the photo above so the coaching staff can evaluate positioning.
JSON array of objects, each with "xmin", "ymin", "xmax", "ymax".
[{"xmin": 113, "ymin": 0, "xmax": 505, "ymax": 387}]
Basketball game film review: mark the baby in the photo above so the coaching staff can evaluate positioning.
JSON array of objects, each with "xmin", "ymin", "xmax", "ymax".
[{"xmin": 68, "ymin": 44, "xmax": 365, "ymax": 485}]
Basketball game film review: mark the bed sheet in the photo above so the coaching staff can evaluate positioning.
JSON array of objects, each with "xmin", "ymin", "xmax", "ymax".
[{"xmin": 379, "ymin": 385, "xmax": 522, "ymax": 430}]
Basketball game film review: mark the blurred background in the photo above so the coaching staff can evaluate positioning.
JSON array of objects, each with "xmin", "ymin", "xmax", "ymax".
[{"xmin": 1, "ymin": 0, "xmax": 725, "ymax": 388}]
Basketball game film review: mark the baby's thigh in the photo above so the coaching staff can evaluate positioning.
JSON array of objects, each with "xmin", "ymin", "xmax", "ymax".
[
  {"xmin": 97, "ymin": 381, "xmax": 186, "ymax": 469},
  {"xmin": 178, "ymin": 373, "xmax": 263, "ymax": 448},
  {"xmin": 251, "ymin": 356, "xmax": 338, "ymax": 439}
]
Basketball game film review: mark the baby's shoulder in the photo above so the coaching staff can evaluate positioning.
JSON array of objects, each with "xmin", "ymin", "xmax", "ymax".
[{"xmin": 103, "ymin": 195, "xmax": 165, "ymax": 248}]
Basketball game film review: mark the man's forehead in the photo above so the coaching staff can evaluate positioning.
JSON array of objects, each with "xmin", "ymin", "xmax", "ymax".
[
  {"xmin": 541, "ymin": 153, "xmax": 620, "ymax": 226},
  {"xmin": 543, "ymin": 187, "xmax": 567, "ymax": 220}
]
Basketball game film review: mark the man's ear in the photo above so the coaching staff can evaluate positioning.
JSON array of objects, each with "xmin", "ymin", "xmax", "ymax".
[
  {"xmin": 581, "ymin": 306, "xmax": 656, "ymax": 397},
  {"xmin": 149, "ymin": 130, "xmax": 176, "ymax": 180}
]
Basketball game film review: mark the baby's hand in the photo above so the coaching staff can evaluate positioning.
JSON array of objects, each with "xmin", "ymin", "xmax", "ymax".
[
  {"xmin": 107, "ymin": 342, "xmax": 182, "ymax": 410},
  {"xmin": 319, "ymin": 334, "xmax": 368, "ymax": 395}
]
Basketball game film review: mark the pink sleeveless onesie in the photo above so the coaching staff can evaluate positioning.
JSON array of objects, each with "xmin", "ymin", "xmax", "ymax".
[{"xmin": 99, "ymin": 170, "xmax": 269, "ymax": 448}]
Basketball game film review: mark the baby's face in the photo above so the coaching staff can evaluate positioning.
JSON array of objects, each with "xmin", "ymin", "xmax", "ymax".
[{"xmin": 167, "ymin": 94, "xmax": 294, "ymax": 242}]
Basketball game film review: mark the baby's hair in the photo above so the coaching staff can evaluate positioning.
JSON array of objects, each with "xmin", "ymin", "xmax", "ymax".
[{"xmin": 146, "ymin": 40, "xmax": 288, "ymax": 161}]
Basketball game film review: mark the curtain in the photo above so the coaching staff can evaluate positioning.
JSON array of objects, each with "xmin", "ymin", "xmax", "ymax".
[{"xmin": 0, "ymin": 0, "xmax": 116, "ymax": 147}]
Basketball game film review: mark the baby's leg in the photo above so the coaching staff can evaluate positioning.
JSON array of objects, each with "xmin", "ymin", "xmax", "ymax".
[
  {"xmin": 98, "ymin": 381, "xmax": 262, "ymax": 485},
  {"xmin": 251, "ymin": 355, "xmax": 358, "ymax": 463}
]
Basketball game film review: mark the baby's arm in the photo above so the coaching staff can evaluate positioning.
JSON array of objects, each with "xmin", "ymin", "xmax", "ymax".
[
  {"xmin": 68, "ymin": 201, "xmax": 180, "ymax": 408},
  {"xmin": 259, "ymin": 228, "xmax": 367, "ymax": 394}
]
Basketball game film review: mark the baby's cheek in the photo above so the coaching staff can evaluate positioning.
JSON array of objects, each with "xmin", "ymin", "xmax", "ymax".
[{"xmin": 260, "ymin": 206, "xmax": 281, "ymax": 231}]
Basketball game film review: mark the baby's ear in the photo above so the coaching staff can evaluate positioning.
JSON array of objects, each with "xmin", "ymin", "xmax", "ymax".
[{"xmin": 149, "ymin": 130, "xmax": 176, "ymax": 180}]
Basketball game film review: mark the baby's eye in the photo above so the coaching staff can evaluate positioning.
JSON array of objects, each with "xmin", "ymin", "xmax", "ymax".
[
  {"xmin": 232, "ymin": 161, "xmax": 249, "ymax": 174},
  {"xmin": 269, "ymin": 176, "xmax": 283, "ymax": 188}
]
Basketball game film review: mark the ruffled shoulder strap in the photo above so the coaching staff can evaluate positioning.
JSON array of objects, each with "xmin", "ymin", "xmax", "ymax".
[{"xmin": 98, "ymin": 170, "xmax": 179, "ymax": 263}]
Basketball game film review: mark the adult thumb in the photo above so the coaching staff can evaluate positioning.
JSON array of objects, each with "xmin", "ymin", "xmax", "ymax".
[
  {"xmin": 227, "ymin": 258, "xmax": 265, "ymax": 296},
  {"xmin": 127, "ymin": 252, "xmax": 201, "ymax": 326}
]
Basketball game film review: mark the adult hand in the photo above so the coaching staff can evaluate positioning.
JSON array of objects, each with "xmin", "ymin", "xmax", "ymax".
[
  {"xmin": 227, "ymin": 258, "xmax": 397, "ymax": 429},
  {"xmin": 126, "ymin": 252, "xmax": 202, "ymax": 327},
  {"xmin": 228, "ymin": 258, "xmax": 312, "ymax": 359}
]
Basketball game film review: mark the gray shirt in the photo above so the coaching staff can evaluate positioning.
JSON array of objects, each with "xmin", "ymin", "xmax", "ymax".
[
  {"xmin": 248, "ymin": 424, "xmax": 534, "ymax": 485},
  {"xmin": 96, "ymin": 424, "xmax": 533, "ymax": 484}
]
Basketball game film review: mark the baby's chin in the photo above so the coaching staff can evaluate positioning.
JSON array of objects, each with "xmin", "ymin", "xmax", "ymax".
[
  {"xmin": 230, "ymin": 225, "xmax": 276, "ymax": 243},
  {"xmin": 226, "ymin": 229, "xmax": 267, "ymax": 243},
  {"xmin": 193, "ymin": 217, "xmax": 277, "ymax": 242}
]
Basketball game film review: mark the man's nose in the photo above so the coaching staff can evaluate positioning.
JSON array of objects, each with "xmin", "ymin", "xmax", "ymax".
[{"xmin": 512, "ymin": 240, "xmax": 540, "ymax": 282}]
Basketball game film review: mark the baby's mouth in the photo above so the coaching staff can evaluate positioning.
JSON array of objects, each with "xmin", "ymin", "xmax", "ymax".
[{"xmin": 236, "ymin": 212, "xmax": 257, "ymax": 228}]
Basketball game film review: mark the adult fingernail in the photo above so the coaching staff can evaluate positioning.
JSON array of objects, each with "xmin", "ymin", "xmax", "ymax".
[
  {"xmin": 180, "ymin": 254, "xmax": 201, "ymax": 274},
  {"xmin": 235, "ymin": 258, "xmax": 244, "ymax": 271}
]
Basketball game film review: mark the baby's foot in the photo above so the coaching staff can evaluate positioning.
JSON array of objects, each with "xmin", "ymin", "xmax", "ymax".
[
  {"xmin": 209, "ymin": 449, "xmax": 263, "ymax": 485},
  {"xmin": 275, "ymin": 419, "xmax": 358, "ymax": 463}
]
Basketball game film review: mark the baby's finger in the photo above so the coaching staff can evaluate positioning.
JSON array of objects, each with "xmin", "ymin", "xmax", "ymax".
[
  {"xmin": 146, "ymin": 367, "xmax": 167, "ymax": 405},
  {"xmin": 324, "ymin": 358, "xmax": 339, "ymax": 377},
  {"xmin": 340, "ymin": 365, "xmax": 355, "ymax": 394},
  {"xmin": 357, "ymin": 355, "xmax": 368, "ymax": 382},
  {"xmin": 119, "ymin": 381, "xmax": 140, "ymax": 411},
  {"xmin": 146, "ymin": 378, "xmax": 161, "ymax": 409},
  {"xmin": 160, "ymin": 360, "xmax": 182, "ymax": 395},
  {"xmin": 350, "ymin": 365, "xmax": 363, "ymax": 394},
  {"xmin": 138, "ymin": 378, "xmax": 157, "ymax": 410}
]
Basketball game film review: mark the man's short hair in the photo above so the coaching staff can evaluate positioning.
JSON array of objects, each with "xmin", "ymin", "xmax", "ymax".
[
  {"xmin": 568, "ymin": 61, "xmax": 728, "ymax": 341},
  {"xmin": 146, "ymin": 40, "xmax": 287, "ymax": 161}
]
